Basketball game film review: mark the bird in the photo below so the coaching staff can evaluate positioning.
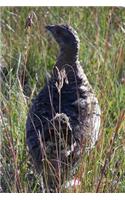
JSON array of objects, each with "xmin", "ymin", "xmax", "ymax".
[{"xmin": 26, "ymin": 24, "xmax": 101, "ymax": 192}]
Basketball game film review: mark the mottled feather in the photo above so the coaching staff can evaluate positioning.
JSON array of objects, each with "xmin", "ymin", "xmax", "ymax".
[{"xmin": 26, "ymin": 24, "xmax": 101, "ymax": 192}]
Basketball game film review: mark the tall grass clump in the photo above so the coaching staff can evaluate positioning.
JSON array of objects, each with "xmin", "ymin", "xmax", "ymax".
[{"xmin": 0, "ymin": 7, "xmax": 125, "ymax": 192}]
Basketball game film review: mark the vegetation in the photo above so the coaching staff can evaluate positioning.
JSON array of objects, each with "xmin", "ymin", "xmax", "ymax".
[{"xmin": 1, "ymin": 7, "xmax": 125, "ymax": 192}]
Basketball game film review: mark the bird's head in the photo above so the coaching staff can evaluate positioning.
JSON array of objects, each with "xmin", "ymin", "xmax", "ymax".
[{"xmin": 46, "ymin": 24, "xmax": 80, "ymax": 52}]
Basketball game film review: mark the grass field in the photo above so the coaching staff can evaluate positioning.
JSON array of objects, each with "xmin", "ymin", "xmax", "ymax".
[{"xmin": 1, "ymin": 7, "xmax": 125, "ymax": 192}]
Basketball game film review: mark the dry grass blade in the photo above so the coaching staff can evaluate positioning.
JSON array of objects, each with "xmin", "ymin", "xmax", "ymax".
[{"xmin": 96, "ymin": 109, "xmax": 125, "ymax": 193}]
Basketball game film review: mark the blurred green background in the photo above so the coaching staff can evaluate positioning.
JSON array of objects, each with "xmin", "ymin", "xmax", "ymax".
[{"xmin": 1, "ymin": 7, "xmax": 125, "ymax": 192}]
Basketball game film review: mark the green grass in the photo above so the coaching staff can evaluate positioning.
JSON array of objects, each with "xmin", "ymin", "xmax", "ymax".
[{"xmin": 1, "ymin": 7, "xmax": 125, "ymax": 192}]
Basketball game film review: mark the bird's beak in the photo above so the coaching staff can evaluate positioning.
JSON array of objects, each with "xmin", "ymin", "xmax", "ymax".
[{"xmin": 45, "ymin": 25, "xmax": 55, "ymax": 33}]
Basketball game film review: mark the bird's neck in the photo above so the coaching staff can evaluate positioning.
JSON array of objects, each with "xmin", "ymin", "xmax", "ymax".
[{"xmin": 56, "ymin": 47, "xmax": 79, "ymax": 69}]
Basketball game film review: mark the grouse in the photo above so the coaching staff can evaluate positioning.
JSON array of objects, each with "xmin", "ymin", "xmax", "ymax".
[{"xmin": 26, "ymin": 24, "xmax": 101, "ymax": 192}]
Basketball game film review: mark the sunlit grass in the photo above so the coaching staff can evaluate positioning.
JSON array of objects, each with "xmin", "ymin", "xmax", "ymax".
[{"xmin": 1, "ymin": 7, "xmax": 125, "ymax": 192}]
